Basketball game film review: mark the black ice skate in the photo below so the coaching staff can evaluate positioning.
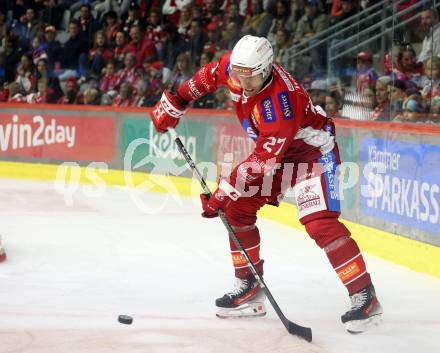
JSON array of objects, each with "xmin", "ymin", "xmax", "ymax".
[
  {"xmin": 216, "ymin": 276, "xmax": 266, "ymax": 318},
  {"xmin": 341, "ymin": 284, "xmax": 383, "ymax": 333}
]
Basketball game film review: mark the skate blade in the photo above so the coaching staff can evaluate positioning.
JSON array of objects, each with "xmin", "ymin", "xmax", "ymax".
[
  {"xmin": 216, "ymin": 302, "xmax": 267, "ymax": 319},
  {"xmin": 346, "ymin": 313, "xmax": 383, "ymax": 334}
]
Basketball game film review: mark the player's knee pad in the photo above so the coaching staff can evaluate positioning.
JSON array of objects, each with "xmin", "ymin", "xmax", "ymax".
[
  {"xmin": 224, "ymin": 196, "xmax": 266, "ymax": 228},
  {"xmin": 224, "ymin": 207, "xmax": 257, "ymax": 229},
  {"xmin": 304, "ymin": 216, "xmax": 351, "ymax": 249}
]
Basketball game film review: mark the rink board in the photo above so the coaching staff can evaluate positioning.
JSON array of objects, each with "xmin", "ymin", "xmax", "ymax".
[{"xmin": 0, "ymin": 160, "xmax": 438, "ymax": 279}]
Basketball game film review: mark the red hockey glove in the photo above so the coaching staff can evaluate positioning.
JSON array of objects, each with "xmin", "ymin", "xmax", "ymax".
[
  {"xmin": 150, "ymin": 90, "xmax": 188, "ymax": 133},
  {"xmin": 200, "ymin": 180, "xmax": 241, "ymax": 218}
]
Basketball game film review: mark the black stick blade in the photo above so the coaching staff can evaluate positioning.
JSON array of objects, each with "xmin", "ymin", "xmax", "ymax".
[{"xmin": 287, "ymin": 321, "xmax": 313, "ymax": 342}]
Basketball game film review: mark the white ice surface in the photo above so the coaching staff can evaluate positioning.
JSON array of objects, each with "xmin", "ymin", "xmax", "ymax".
[{"xmin": 0, "ymin": 178, "xmax": 439, "ymax": 353}]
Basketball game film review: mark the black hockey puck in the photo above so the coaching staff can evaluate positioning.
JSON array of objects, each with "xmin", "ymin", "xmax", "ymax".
[{"xmin": 118, "ymin": 314, "xmax": 133, "ymax": 325}]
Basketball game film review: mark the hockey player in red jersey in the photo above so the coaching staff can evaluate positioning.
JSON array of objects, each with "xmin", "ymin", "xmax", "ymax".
[{"xmin": 150, "ymin": 35, "xmax": 383, "ymax": 333}]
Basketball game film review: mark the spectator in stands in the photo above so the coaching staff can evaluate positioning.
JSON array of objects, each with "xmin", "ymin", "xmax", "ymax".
[
  {"xmin": 204, "ymin": 0, "xmax": 225, "ymax": 30},
  {"xmin": 383, "ymin": 44, "xmax": 405, "ymax": 78},
  {"xmin": 389, "ymin": 79, "xmax": 407, "ymax": 117},
  {"xmin": 112, "ymin": 82, "xmax": 137, "ymax": 106},
  {"xmin": 325, "ymin": 92, "xmax": 343, "ymax": 119},
  {"xmin": 267, "ymin": 18, "xmax": 285, "ymax": 47},
  {"xmin": 371, "ymin": 76, "xmax": 391, "ymax": 121},
  {"xmin": 273, "ymin": 28, "xmax": 295, "ymax": 74},
  {"xmin": 355, "ymin": 51, "xmax": 378, "ymax": 94},
  {"xmin": 100, "ymin": 60, "xmax": 119, "ymax": 97},
  {"xmin": 362, "ymin": 86, "xmax": 376, "ymax": 111},
  {"xmin": 78, "ymin": 4, "xmax": 100, "ymax": 45},
  {"xmin": 83, "ymin": 87, "xmax": 100, "ymax": 105},
  {"xmin": 30, "ymin": 35, "xmax": 48, "ymax": 65},
  {"xmin": 241, "ymin": 0, "xmax": 273, "ymax": 37},
  {"xmin": 36, "ymin": 58, "xmax": 63, "ymax": 103},
  {"xmin": 220, "ymin": 0, "xmax": 249, "ymax": 17},
  {"xmin": 166, "ymin": 52, "xmax": 193, "ymax": 92},
  {"xmin": 68, "ymin": 0, "xmax": 88, "ymax": 15},
  {"xmin": 219, "ymin": 21, "xmax": 241, "ymax": 51},
  {"xmin": 222, "ymin": 2, "xmax": 244, "ymax": 26},
  {"xmin": 88, "ymin": 30, "xmax": 114, "ymax": 79},
  {"xmin": 114, "ymin": 31, "xmax": 128, "ymax": 69},
  {"xmin": 203, "ymin": 23, "xmax": 221, "ymax": 58},
  {"xmin": 7, "ymin": 82, "xmax": 27, "ymax": 103},
  {"xmin": 44, "ymin": 26, "xmax": 62, "ymax": 71},
  {"xmin": 3, "ymin": 34, "xmax": 29, "ymax": 83},
  {"xmin": 160, "ymin": 23, "xmax": 189, "ymax": 71},
  {"xmin": 187, "ymin": 20, "xmax": 208, "ymax": 66},
  {"xmin": 125, "ymin": 24, "xmax": 158, "ymax": 68},
  {"xmin": 60, "ymin": 20, "xmax": 88, "ymax": 80},
  {"xmin": 15, "ymin": 53, "xmax": 36, "ymax": 95},
  {"xmin": 331, "ymin": 0, "xmax": 358, "ymax": 27},
  {"xmin": 418, "ymin": 8, "xmax": 440, "ymax": 63},
  {"xmin": 162, "ymin": 0, "xmax": 193, "ymax": 25},
  {"xmin": 308, "ymin": 79, "xmax": 329, "ymax": 108},
  {"xmin": 270, "ymin": 0, "xmax": 291, "ymax": 34},
  {"xmin": 397, "ymin": 45, "xmax": 424, "ymax": 86},
  {"xmin": 393, "ymin": 94, "xmax": 427, "ymax": 123},
  {"xmin": 116, "ymin": 52, "xmax": 142, "ymax": 91},
  {"xmin": 421, "ymin": 56, "xmax": 440, "ymax": 100},
  {"xmin": 145, "ymin": 7, "xmax": 166, "ymax": 51},
  {"xmin": 191, "ymin": 5, "xmax": 206, "ymax": 26},
  {"xmin": 137, "ymin": 60, "xmax": 164, "ymax": 107},
  {"xmin": 7, "ymin": 0, "xmax": 38, "ymax": 21},
  {"xmin": 177, "ymin": 5, "xmax": 192, "ymax": 38},
  {"xmin": 121, "ymin": 3, "xmax": 145, "ymax": 33},
  {"xmin": 331, "ymin": 0, "xmax": 342, "ymax": 18},
  {"xmin": 58, "ymin": 77, "xmax": 82, "ymax": 104},
  {"xmin": 286, "ymin": 0, "xmax": 304, "ymax": 35},
  {"xmin": 294, "ymin": 0, "xmax": 328, "ymax": 74},
  {"xmin": 41, "ymin": 0, "xmax": 64, "ymax": 30},
  {"xmin": 11, "ymin": 8, "xmax": 42, "ymax": 45},
  {"xmin": 95, "ymin": 0, "xmax": 131, "ymax": 20},
  {"xmin": 199, "ymin": 52, "xmax": 214, "ymax": 67},
  {"xmin": 214, "ymin": 87, "xmax": 233, "ymax": 109},
  {"xmin": 102, "ymin": 11, "xmax": 120, "ymax": 44}
]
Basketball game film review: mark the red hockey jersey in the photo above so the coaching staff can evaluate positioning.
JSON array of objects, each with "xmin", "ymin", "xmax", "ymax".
[{"xmin": 177, "ymin": 51, "xmax": 335, "ymax": 189}]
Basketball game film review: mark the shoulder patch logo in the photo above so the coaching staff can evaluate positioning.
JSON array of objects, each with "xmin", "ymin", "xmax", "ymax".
[
  {"xmin": 260, "ymin": 97, "xmax": 276, "ymax": 123},
  {"xmin": 277, "ymin": 92, "xmax": 293, "ymax": 120}
]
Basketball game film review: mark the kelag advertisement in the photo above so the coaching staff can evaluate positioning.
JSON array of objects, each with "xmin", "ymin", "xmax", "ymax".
[
  {"xmin": 122, "ymin": 118, "xmax": 215, "ymax": 174},
  {"xmin": 360, "ymin": 137, "xmax": 440, "ymax": 234}
]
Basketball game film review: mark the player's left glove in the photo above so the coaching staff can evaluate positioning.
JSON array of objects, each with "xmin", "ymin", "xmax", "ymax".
[
  {"xmin": 150, "ymin": 90, "xmax": 188, "ymax": 133},
  {"xmin": 200, "ymin": 180, "xmax": 241, "ymax": 218}
]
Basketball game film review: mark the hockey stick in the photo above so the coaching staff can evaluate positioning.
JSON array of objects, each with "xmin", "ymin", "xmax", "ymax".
[{"xmin": 168, "ymin": 128, "xmax": 312, "ymax": 342}]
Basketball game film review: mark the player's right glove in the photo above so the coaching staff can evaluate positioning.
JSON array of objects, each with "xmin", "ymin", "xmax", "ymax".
[
  {"xmin": 200, "ymin": 180, "xmax": 241, "ymax": 218},
  {"xmin": 150, "ymin": 90, "xmax": 188, "ymax": 133}
]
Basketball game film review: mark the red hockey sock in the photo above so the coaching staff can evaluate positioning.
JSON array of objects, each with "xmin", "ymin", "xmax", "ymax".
[
  {"xmin": 325, "ymin": 237, "xmax": 372, "ymax": 295},
  {"xmin": 229, "ymin": 225, "xmax": 263, "ymax": 279}
]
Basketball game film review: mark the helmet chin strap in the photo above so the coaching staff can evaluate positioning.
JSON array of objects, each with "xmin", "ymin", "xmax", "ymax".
[
  {"xmin": 261, "ymin": 65, "xmax": 273, "ymax": 81},
  {"xmin": 262, "ymin": 67, "xmax": 273, "ymax": 85}
]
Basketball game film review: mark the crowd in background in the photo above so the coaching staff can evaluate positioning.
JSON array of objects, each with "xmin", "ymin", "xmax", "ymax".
[{"xmin": 0, "ymin": 0, "xmax": 439, "ymax": 123}]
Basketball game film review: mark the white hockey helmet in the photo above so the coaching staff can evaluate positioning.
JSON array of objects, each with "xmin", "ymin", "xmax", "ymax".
[{"xmin": 230, "ymin": 35, "xmax": 274, "ymax": 80}]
